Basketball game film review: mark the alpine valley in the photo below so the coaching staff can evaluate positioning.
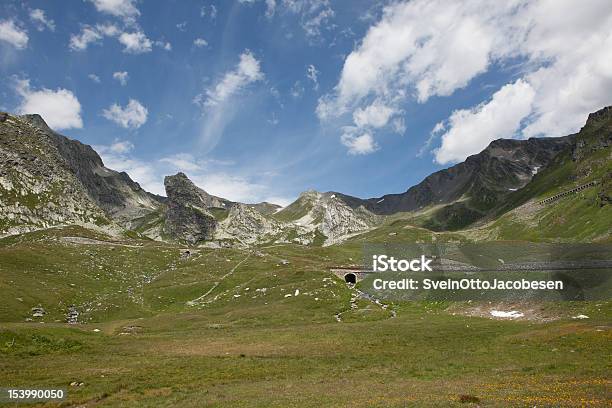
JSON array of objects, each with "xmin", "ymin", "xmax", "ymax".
[{"xmin": 0, "ymin": 107, "xmax": 610, "ymax": 407}]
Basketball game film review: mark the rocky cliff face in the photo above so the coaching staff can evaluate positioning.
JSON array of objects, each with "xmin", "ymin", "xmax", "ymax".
[
  {"xmin": 22, "ymin": 114, "xmax": 163, "ymax": 223},
  {"xmin": 0, "ymin": 113, "xmax": 110, "ymax": 236},
  {"xmin": 162, "ymin": 173, "xmax": 218, "ymax": 243}
]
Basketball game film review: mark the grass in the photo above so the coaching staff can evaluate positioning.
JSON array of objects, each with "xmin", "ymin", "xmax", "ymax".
[{"xmin": 0, "ymin": 226, "xmax": 610, "ymax": 406}]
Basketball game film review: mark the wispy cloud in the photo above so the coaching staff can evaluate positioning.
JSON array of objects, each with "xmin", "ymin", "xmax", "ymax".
[{"xmin": 29, "ymin": 9, "xmax": 55, "ymax": 32}]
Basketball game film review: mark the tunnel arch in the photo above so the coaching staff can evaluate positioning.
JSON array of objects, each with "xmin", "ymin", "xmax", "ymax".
[{"xmin": 344, "ymin": 273, "xmax": 356, "ymax": 284}]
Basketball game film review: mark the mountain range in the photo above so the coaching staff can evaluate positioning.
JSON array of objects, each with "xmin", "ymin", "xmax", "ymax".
[{"xmin": 0, "ymin": 107, "xmax": 610, "ymax": 244}]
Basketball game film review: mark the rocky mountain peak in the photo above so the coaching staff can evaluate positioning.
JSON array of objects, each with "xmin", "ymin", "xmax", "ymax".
[
  {"xmin": 19, "ymin": 114, "xmax": 54, "ymax": 133},
  {"xmin": 164, "ymin": 172, "xmax": 231, "ymax": 209},
  {"xmin": 584, "ymin": 105, "xmax": 612, "ymax": 127}
]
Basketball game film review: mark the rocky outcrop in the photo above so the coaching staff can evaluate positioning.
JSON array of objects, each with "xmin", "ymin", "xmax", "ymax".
[
  {"xmin": 162, "ymin": 173, "xmax": 218, "ymax": 243},
  {"xmin": 216, "ymin": 203, "xmax": 283, "ymax": 244}
]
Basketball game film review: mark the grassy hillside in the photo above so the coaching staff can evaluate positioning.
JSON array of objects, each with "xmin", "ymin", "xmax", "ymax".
[{"xmin": 0, "ymin": 226, "xmax": 610, "ymax": 406}]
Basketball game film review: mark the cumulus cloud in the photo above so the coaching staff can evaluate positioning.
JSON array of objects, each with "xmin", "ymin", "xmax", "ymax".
[
  {"xmin": 118, "ymin": 31, "xmax": 152, "ymax": 54},
  {"xmin": 0, "ymin": 20, "xmax": 28, "ymax": 49},
  {"xmin": 203, "ymin": 50, "xmax": 264, "ymax": 107},
  {"xmin": 340, "ymin": 127, "xmax": 378, "ymax": 155},
  {"xmin": 70, "ymin": 24, "xmax": 155, "ymax": 54},
  {"xmin": 113, "ymin": 71, "xmax": 129, "ymax": 86},
  {"xmin": 193, "ymin": 38, "xmax": 208, "ymax": 47},
  {"xmin": 319, "ymin": 0, "xmax": 612, "ymax": 159},
  {"xmin": 352, "ymin": 101, "xmax": 396, "ymax": 129},
  {"xmin": 88, "ymin": 73, "xmax": 101, "ymax": 83},
  {"xmin": 88, "ymin": 0, "xmax": 140, "ymax": 20},
  {"xmin": 434, "ymin": 79, "xmax": 535, "ymax": 164},
  {"xmin": 14, "ymin": 78, "xmax": 83, "ymax": 130},
  {"xmin": 29, "ymin": 9, "xmax": 55, "ymax": 31},
  {"xmin": 102, "ymin": 99, "xmax": 148, "ymax": 129},
  {"xmin": 69, "ymin": 25, "xmax": 103, "ymax": 51}
]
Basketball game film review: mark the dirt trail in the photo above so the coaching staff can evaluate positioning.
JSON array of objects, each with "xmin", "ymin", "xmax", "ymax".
[{"xmin": 186, "ymin": 252, "xmax": 252, "ymax": 306}]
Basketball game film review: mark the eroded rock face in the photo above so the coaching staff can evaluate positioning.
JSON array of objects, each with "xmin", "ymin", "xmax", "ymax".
[
  {"xmin": 216, "ymin": 203, "xmax": 283, "ymax": 244},
  {"xmin": 320, "ymin": 197, "xmax": 376, "ymax": 244},
  {"xmin": 20, "ymin": 114, "xmax": 163, "ymax": 223},
  {"xmin": 0, "ymin": 114, "xmax": 110, "ymax": 236},
  {"xmin": 0, "ymin": 113, "xmax": 163, "ymax": 236},
  {"xmin": 162, "ymin": 173, "xmax": 218, "ymax": 244}
]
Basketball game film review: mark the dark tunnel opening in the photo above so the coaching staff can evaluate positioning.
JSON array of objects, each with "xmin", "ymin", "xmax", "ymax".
[{"xmin": 344, "ymin": 273, "xmax": 356, "ymax": 284}]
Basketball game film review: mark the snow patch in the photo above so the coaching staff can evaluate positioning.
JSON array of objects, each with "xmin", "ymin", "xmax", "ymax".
[{"xmin": 377, "ymin": 198, "xmax": 384, "ymax": 203}]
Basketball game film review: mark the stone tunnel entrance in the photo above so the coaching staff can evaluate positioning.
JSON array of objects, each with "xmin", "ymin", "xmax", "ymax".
[{"xmin": 344, "ymin": 273, "xmax": 357, "ymax": 284}]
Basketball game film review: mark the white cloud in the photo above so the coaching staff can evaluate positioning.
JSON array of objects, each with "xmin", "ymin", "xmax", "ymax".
[
  {"xmin": 160, "ymin": 153, "xmax": 203, "ymax": 172},
  {"xmin": 95, "ymin": 143, "xmax": 163, "ymax": 195},
  {"xmin": 88, "ymin": 73, "xmax": 101, "ymax": 83},
  {"xmin": 320, "ymin": 0, "xmax": 612, "ymax": 159},
  {"xmin": 265, "ymin": 0, "xmax": 277, "ymax": 18},
  {"xmin": 155, "ymin": 40, "xmax": 172, "ymax": 51},
  {"xmin": 352, "ymin": 101, "xmax": 396, "ymax": 129},
  {"xmin": 0, "ymin": 20, "xmax": 28, "ymax": 49},
  {"xmin": 193, "ymin": 38, "xmax": 208, "ymax": 47},
  {"xmin": 29, "ymin": 9, "xmax": 55, "ymax": 32},
  {"xmin": 108, "ymin": 139, "xmax": 134, "ymax": 154},
  {"xmin": 89, "ymin": 0, "xmax": 140, "ymax": 20},
  {"xmin": 176, "ymin": 22, "xmax": 187, "ymax": 31},
  {"xmin": 14, "ymin": 78, "xmax": 83, "ymax": 130},
  {"xmin": 204, "ymin": 50, "xmax": 264, "ymax": 107},
  {"xmin": 96, "ymin": 23, "xmax": 120, "ymax": 36},
  {"xmin": 340, "ymin": 128, "xmax": 378, "ymax": 155},
  {"xmin": 118, "ymin": 31, "xmax": 152, "ymax": 54},
  {"xmin": 69, "ymin": 26, "xmax": 103, "ymax": 51},
  {"xmin": 435, "ymin": 79, "xmax": 535, "ymax": 164},
  {"xmin": 113, "ymin": 71, "xmax": 129, "ymax": 86},
  {"xmin": 307, "ymin": 64, "xmax": 319, "ymax": 90},
  {"xmin": 102, "ymin": 99, "xmax": 148, "ymax": 129},
  {"xmin": 190, "ymin": 173, "xmax": 267, "ymax": 203},
  {"xmin": 95, "ymin": 144, "xmax": 289, "ymax": 204}
]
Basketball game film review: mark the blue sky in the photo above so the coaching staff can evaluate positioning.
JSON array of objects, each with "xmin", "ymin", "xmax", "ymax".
[{"xmin": 1, "ymin": 0, "xmax": 611, "ymax": 205}]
